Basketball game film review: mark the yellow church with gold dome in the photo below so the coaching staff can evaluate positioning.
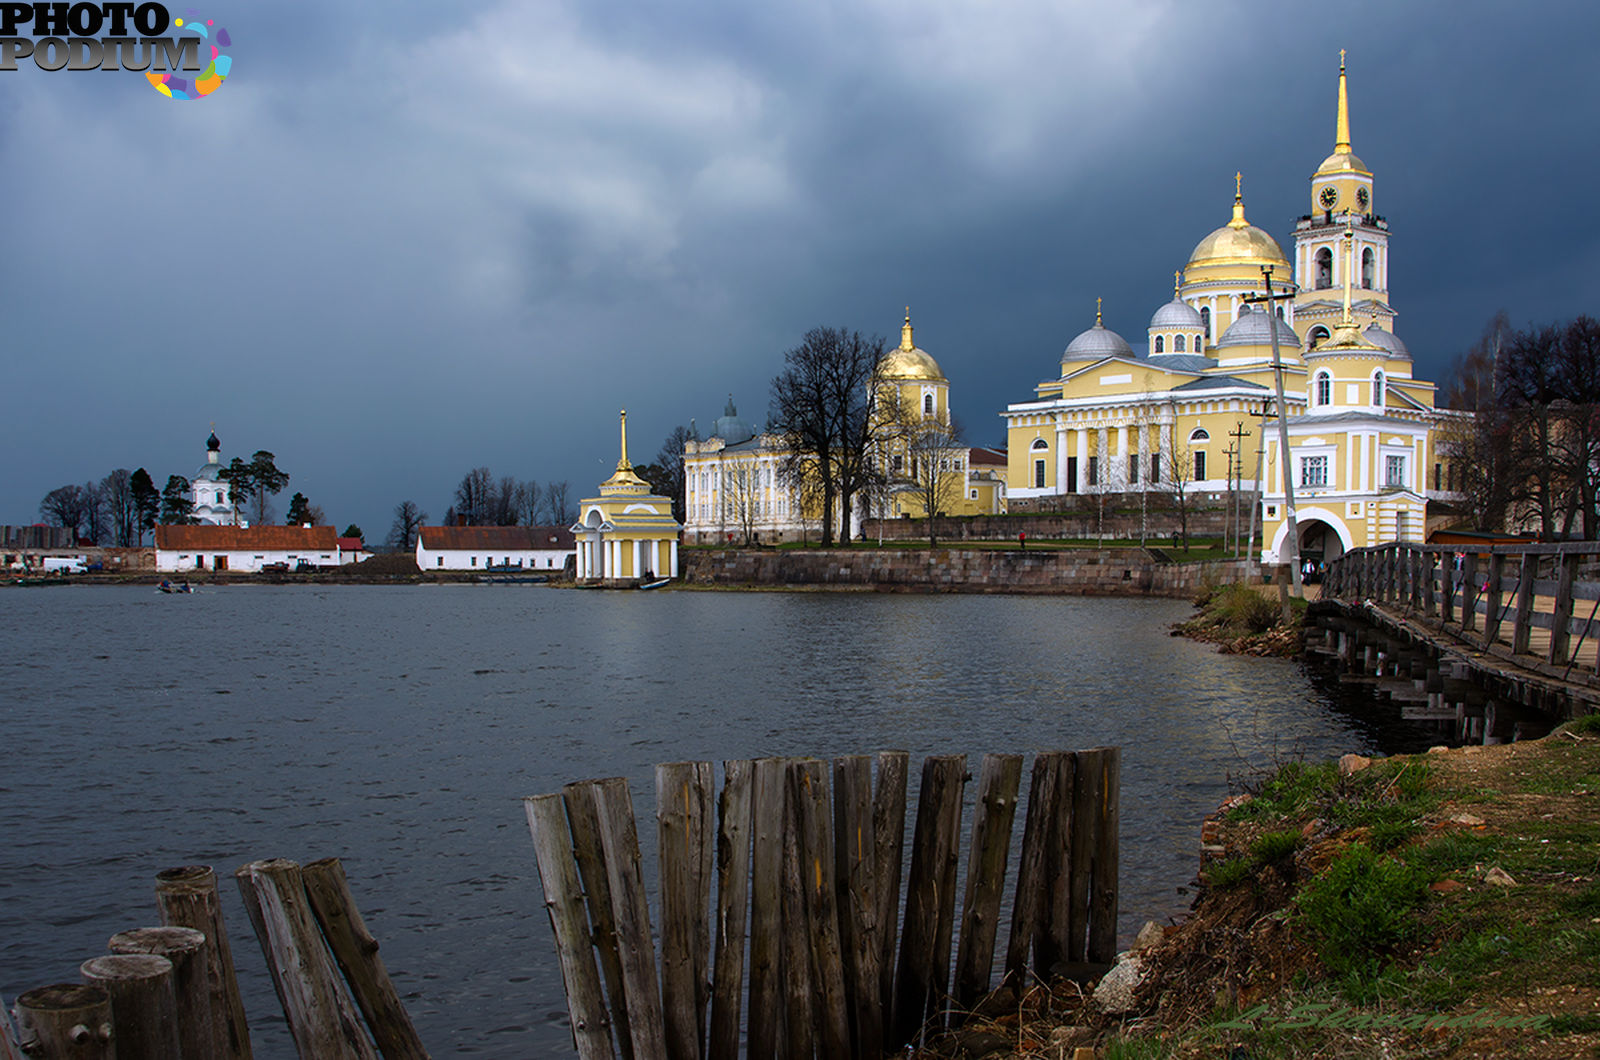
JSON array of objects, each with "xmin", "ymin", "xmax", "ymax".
[
  {"xmin": 682, "ymin": 312, "xmax": 1003, "ymax": 544},
  {"xmin": 1002, "ymin": 53, "xmax": 1452, "ymax": 565}
]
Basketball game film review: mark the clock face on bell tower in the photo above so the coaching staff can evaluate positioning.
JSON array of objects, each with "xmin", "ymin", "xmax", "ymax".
[{"xmin": 1319, "ymin": 185, "xmax": 1338, "ymax": 210}]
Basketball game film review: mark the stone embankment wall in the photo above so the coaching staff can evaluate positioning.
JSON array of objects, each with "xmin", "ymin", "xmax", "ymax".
[
  {"xmin": 863, "ymin": 491, "xmax": 1260, "ymax": 543},
  {"xmin": 681, "ymin": 548, "xmax": 1256, "ymax": 597}
]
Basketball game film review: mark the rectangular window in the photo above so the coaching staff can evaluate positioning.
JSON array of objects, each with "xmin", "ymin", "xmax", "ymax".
[
  {"xmin": 1033, "ymin": 459, "xmax": 1046, "ymax": 489},
  {"xmin": 1433, "ymin": 463, "xmax": 1442, "ymax": 490},
  {"xmin": 1301, "ymin": 455, "xmax": 1328, "ymax": 488},
  {"xmin": 1193, "ymin": 451, "xmax": 1205, "ymax": 481},
  {"xmin": 471, "ymin": 556, "xmax": 477, "ymax": 566},
  {"xmin": 892, "ymin": 454, "xmax": 904, "ymax": 473},
  {"xmin": 1386, "ymin": 454, "xmax": 1406, "ymax": 488},
  {"xmin": 1150, "ymin": 454, "xmax": 1160, "ymax": 483},
  {"xmin": 970, "ymin": 489, "xmax": 978, "ymax": 499},
  {"xmin": 436, "ymin": 557, "xmax": 443, "ymax": 567},
  {"xmin": 1128, "ymin": 455, "xmax": 1138, "ymax": 484},
  {"xmin": 1088, "ymin": 456, "xmax": 1099, "ymax": 486}
]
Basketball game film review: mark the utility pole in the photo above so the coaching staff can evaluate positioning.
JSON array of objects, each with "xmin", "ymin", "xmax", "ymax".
[
  {"xmin": 1223, "ymin": 442, "xmax": 1239, "ymax": 557},
  {"xmin": 1241, "ymin": 264, "xmax": 1303, "ymax": 612},
  {"xmin": 1228, "ymin": 419, "xmax": 1250, "ymax": 560},
  {"xmin": 1247, "ymin": 400, "xmax": 1269, "ymax": 564}
]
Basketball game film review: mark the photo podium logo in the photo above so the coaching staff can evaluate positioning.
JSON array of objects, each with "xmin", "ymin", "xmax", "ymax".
[{"xmin": 0, "ymin": 3, "xmax": 231, "ymax": 100}]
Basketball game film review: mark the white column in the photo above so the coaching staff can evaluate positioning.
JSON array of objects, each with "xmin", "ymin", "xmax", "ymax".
[
  {"xmin": 1076, "ymin": 430, "xmax": 1088, "ymax": 493},
  {"xmin": 1054, "ymin": 422, "xmax": 1067, "ymax": 494},
  {"xmin": 669, "ymin": 539, "xmax": 679, "ymax": 577},
  {"xmin": 1115, "ymin": 426, "xmax": 1127, "ymax": 486},
  {"xmin": 1137, "ymin": 425, "xmax": 1148, "ymax": 490},
  {"xmin": 578, "ymin": 540, "xmax": 587, "ymax": 578},
  {"xmin": 634, "ymin": 539, "xmax": 644, "ymax": 578}
]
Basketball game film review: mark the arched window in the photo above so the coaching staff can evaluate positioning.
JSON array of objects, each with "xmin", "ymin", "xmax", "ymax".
[
  {"xmin": 1195, "ymin": 334, "xmax": 1203, "ymax": 351},
  {"xmin": 1188, "ymin": 428, "xmax": 1210, "ymax": 443},
  {"xmin": 923, "ymin": 393, "xmax": 934, "ymax": 416},
  {"xmin": 1315, "ymin": 247, "xmax": 1333, "ymax": 289},
  {"xmin": 1315, "ymin": 370, "xmax": 1332, "ymax": 407},
  {"xmin": 1275, "ymin": 306, "xmax": 1285, "ymax": 319},
  {"xmin": 1154, "ymin": 335, "xmax": 1164, "ymax": 353},
  {"xmin": 1372, "ymin": 370, "xmax": 1385, "ymax": 406},
  {"xmin": 1309, "ymin": 325, "xmax": 1330, "ymax": 347},
  {"xmin": 1200, "ymin": 306, "xmax": 1211, "ymax": 339},
  {"xmin": 1174, "ymin": 334, "xmax": 1186, "ymax": 352},
  {"xmin": 1031, "ymin": 438, "xmax": 1049, "ymax": 450},
  {"xmin": 1361, "ymin": 247, "xmax": 1375, "ymax": 289}
]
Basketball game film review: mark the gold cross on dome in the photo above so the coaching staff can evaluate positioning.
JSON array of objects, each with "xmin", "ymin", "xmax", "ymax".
[{"xmin": 1235, "ymin": 171, "xmax": 1242, "ymax": 198}]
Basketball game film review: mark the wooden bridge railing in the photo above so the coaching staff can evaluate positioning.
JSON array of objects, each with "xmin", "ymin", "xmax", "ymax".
[
  {"xmin": 526, "ymin": 748, "xmax": 1120, "ymax": 1060},
  {"xmin": 1323, "ymin": 541, "xmax": 1600, "ymax": 678}
]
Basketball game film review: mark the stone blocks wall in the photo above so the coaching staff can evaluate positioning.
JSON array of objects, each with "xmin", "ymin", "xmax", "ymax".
[{"xmin": 680, "ymin": 548, "xmax": 1256, "ymax": 597}]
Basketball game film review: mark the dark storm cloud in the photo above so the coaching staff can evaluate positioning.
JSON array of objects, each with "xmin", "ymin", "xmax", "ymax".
[{"xmin": 2, "ymin": 0, "xmax": 1596, "ymax": 538}]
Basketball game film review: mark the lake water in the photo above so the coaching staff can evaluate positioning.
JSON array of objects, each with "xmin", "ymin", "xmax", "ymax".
[{"xmin": 0, "ymin": 585, "xmax": 1436, "ymax": 1056}]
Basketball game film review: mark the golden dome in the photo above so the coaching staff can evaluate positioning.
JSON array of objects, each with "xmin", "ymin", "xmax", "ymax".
[
  {"xmin": 1314, "ymin": 149, "xmax": 1371, "ymax": 177},
  {"xmin": 1186, "ymin": 175, "xmax": 1290, "ymax": 270},
  {"xmin": 880, "ymin": 309, "xmax": 946, "ymax": 381}
]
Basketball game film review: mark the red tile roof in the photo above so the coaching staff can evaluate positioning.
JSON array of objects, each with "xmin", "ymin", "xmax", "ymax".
[
  {"xmin": 968, "ymin": 446, "xmax": 1007, "ymax": 466},
  {"xmin": 337, "ymin": 537, "xmax": 365, "ymax": 551},
  {"xmin": 418, "ymin": 526, "xmax": 576, "ymax": 551},
  {"xmin": 155, "ymin": 525, "xmax": 340, "ymax": 551}
]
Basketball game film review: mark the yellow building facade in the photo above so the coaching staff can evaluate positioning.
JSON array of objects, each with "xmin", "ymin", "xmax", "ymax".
[
  {"xmin": 574, "ymin": 411, "xmax": 683, "ymax": 581},
  {"xmin": 1002, "ymin": 54, "xmax": 1452, "ymax": 564}
]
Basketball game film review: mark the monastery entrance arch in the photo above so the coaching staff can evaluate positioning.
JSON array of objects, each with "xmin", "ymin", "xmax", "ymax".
[
  {"xmin": 1267, "ymin": 506, "xmax": 1351, "ymax": 568},
  {"xmin": 576, "ymin": 508, "xmax": 606, "ymax": 579}
]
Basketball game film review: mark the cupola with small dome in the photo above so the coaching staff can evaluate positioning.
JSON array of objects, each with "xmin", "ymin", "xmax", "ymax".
[
  {"xmin": 711, "ymin": 395, "xmax": 756, "ymax": 446},
  {"xmin": 1063, "ymin": 299, "xmax": 1135, "ymax": 369},
  {"xmin": 1148, "ymin": 272, "xmax": 1206, "ymax": 357},
  {"xmin": 879, "ymin": 309, "xmax": 946, "ymax": 382}
]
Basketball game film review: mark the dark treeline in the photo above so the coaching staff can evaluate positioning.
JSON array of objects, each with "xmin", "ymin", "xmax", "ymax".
[{"xmin": 1442, "ymin": 313, "xmax": 1600, "ymax": 539}]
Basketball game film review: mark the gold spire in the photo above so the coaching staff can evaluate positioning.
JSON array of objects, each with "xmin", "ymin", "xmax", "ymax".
[
  {"xmin": 1095, "ymin": 296, "xmax": 1103, "ymax": 326},
  {"xmin": 1174, "ymin": 270, "xmax": 1182, "ymax": 297},
  {"xmin": 901, "ymin": 306, "xmax": 914, "ymax": 351},
  {"xmin": 1335, "ymin": 50, "xmax": 1351, "ymax": 154},
  {"xmin": 617, "ymin": 409, "xmax": 632, "ymax": 472},
  {"xmin": 1229, "ymin": 172, "xmax": 1248, "ymax": 227}
]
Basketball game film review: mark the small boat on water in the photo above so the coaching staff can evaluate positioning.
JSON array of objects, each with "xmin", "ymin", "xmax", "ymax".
[
  {"xmin": 638, "ymin": 578, "xmax": 672, "ymax": 590},
  {"xmin": 158, "ymin": 581, "xmax": 194, "ymax": 594}
]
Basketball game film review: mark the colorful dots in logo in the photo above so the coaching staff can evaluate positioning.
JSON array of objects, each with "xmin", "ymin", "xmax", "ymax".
[{"xmin": 146, "ymin": 10, "xmax": 231, "ymax": 100}]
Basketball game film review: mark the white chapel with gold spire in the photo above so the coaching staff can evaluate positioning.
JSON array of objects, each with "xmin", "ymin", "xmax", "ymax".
[{"xmin": 573, "ymin": 410, "xmax": 683, "ymax": 582}]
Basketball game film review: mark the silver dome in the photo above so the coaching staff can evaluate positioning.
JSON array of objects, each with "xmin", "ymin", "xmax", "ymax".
[
  {"xmin": 1216, "ymin": 306, "xmax": 1301, "ymax": 349},
  {"xmin": 712, "ymin": 395, "xmax": 755, "ymax": 446},
  {"xmin": 1149, "ymin": 297, "xmax": 1204, "ymax": 330},
  {"xmin": 1363, "ymin": 324, "xmax": 1412, "ymax": 361},
  {"xmin": 1064, "ymin": 322, "xmax": 1135, "ymax": 361}
]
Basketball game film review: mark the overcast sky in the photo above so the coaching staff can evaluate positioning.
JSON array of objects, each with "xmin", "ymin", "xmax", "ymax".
[{"xmin": 5, "ymin": 0, "xmax": 1597, "ymax": 539}]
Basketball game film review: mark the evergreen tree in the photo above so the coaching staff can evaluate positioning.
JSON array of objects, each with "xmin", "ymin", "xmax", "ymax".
[
  {"xmin": 131, "ymin": 468, "xmax": 160, "ymax": 543},
  {"xmin": 160, "ymin": 475, "xmax": 195, "ymax": 524}
]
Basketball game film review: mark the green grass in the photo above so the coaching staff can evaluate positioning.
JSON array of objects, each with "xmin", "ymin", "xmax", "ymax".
[
  {"xmin": 1251, "ymin": 830, "xmax": 1303, "ymax": 864},
  {"xmin": 1231, "ymin": 760, "xmax": 1341, "ymax": 820},
  {"xmin": 1205, "ymin": 857, "xmax": 1254, "ymax": 889},
  {"xmin": 1294, "ymin": 843, "xmax": 1431, "ymax": 993}
]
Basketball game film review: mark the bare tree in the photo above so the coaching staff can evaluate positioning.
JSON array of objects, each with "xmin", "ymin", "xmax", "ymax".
[
  {"xmin": 40, "ymin": 484, "xmax": 90, "ymax": 537},
  {"xmin": 877, "ymin": 388, "xmax": 966, "ymax": 548},
  {"xmin": 1156, "ymin": 405, "xmax": 1198, "ymax": 552},
  {"xmin": 80, "ymin": 480, "xmax": 107, "ymax": 544},
  {"xmin": 454, "ymin": 467, "xmax": 493, "ymax": 526},
  {"xmin": 95, "ymin": 469, "xmax": 137, "ymax": 546},
  {"xmin": 1439, "ymin": 312, "xmax": 1515, "ymax": 531},
  {"xmin": 387, "ymin": 500, "xmax": 428, "ymax": 551},
  {"xmin": 723, "ymin": 464, "xmax": 762, "ymax": 545},
  {"xmin": 519, "ymin": 480, "xmax": 543, "ymax": 525},
  {"xmin": 655, "ymin": 425, "xmax": 694, "ymax": 523},
  {"xmin": 769, "ymin": 326, "xmax": 887, "ymax": 547},
  {"xmin": 546, "ymin": 480, "xmax": 574, "ymax": 525}
]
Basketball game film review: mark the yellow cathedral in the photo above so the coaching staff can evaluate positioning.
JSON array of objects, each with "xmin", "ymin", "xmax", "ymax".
[
  {"xmin": 573, "ymin": 411, "xmax": 683, "ymax": 582},
  {"xmin": 1002, "ymin": 53, "xmax": 1453, "ymax": 565}
]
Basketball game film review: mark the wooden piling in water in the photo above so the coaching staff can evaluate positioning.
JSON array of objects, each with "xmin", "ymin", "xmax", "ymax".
[
  {"xmin": 870, "ymin": 749, "xmax": 909, "ymax": 1033},
  {"xmin": 1087, "ymin": 747, "xmax": 1122, "ymax": 965},
  {"xmin": 745, "ymin": 757, "xmax": 787, "ymax": 1059},
  {"xmin": 107, "ymin": 927, "xmax": 212, "ymax": 1060},
  {"xmin": 791, "ymin": 759, "xmax": 851, "ymax": 1059},
  {"xmin": 79, "ymin": 954, "xmax": 180, "ymax": 1060},
  {"xmin": 12, "ymin": 984, "xmax": 113, "ymax": 1060},
  {"xmin": 777, "ymin": 768, "xmax": 815, "ymax": 1060},
  {"xmin": 708, "ymin": 760, "xmax": 753, "ymax": 1060},
  {"xmin": 562, "ymin": 781, "xmax": 636, "ymax": 1060},
  {"xmin": 952, "ymin": 753, "xmax": 1022, "ymax": 1016},
  {"xmin": 155, "ymin": 864, "xmax": 252, "ymax": 1060},
  {"xmin": 303, "ymin": 857, "xmax": 431, "ymax": 1060},
  {"xmin": 234, "ymin": 858, "xmax": 379, "ymax": 1059},
  {"xmin": 584, "ymin": 778, "xmax": 668, "ymax": 1060},
  {"xmin": 831, "ymin": 754, "xmax": 882, "ymax": 1056},
  {"xmin": 655, "ymin": 762, "xmax": 714, "ymax": 1060},
  {"xmin": 526, "ymin": 794, "xmax": 615, "ymax": 1060},
  {"xmin": 892, "ymin": 753, "xmax": 967, "ymax": 1044},
  {"xmin": 1005, "ymin": 751, "xmax": 1060, "ymax": 987}
]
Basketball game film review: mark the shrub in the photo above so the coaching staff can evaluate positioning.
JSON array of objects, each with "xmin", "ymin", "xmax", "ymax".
[
  {"xmin": 1251, "ymin": 830, "xmax": 1302, "ymax": 864},
  {"xmin": 1205, "ymin": 857, "xmax": 1253, "ymax": 889},
  {"xmin": 1295, "ymin": 843, "xmax": 1429, "ymax": 982},
  {"xmin": 1233, "ymin": 760, "xmax": 1341, "ymax": 819}
]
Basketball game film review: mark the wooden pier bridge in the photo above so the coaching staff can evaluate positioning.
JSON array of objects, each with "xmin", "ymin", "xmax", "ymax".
[{"xmin": 1308, "ymin": 541, "xmax": 1600, "ymax": 742}]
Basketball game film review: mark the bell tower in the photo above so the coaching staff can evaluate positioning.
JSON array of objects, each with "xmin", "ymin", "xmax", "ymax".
[{"xmin": 1293, "ymin": 52, "xmax": 1395, "ymax": 346}]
